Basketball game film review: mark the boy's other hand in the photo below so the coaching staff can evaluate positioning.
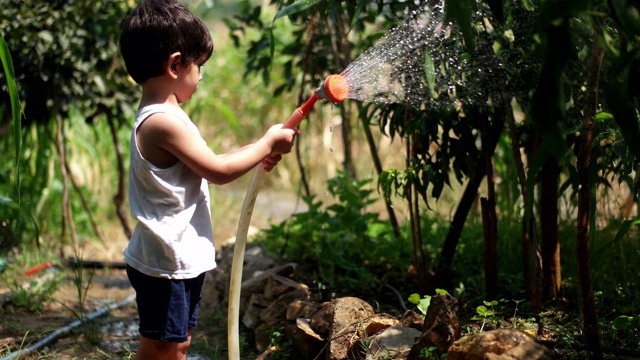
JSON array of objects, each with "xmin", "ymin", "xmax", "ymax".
[
  {"xmin": 262, "ymin": 154, "xmax": 282, "ymax": 172},
  {"xmin": 266, "ymin": 124, "xmax": 299, "ymax": 155}
]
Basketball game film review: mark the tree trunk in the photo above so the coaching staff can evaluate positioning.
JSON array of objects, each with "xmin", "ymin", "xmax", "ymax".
[
  {"xmin": 481, "ymin": 112, "xmax": 498, "ymax": 300},
  {"xmin": 64, "ymin": 159, "xmax": 106, "ymax": 246},
  {"xmin": 329, "ymin": 10, "xmax": 356, "ymax": 180},
  {"xmin": 54, "ymin": 115, "xmax": 77, "ymax": 257},
  {"xmin": 437, "ymin": 115, "xmax": 504, "ymax": 286},
  {"xmin": 506, "ymin": 96, "xmax": 542, "ymax": 311},
  {"xmin": 106, "ymin": 113, "xmax": 133, "ymax": 239},
  {"xmin": 541, "ymin": 156, "xmax": 561, "ymax": 299},
  {"xmin": 359, "ymin": 104, "xmax": 401, "ymax": 237},
  {"xmin": 408, "ymin": 131, "xmax": 430, "ymax": 295},
  {"xmin": 576, "ymin": 32, "xmax": 603, "ymax": 359}
]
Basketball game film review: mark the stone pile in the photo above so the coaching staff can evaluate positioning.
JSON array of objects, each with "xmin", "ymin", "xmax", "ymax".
[{"xmin": 200, "ymin": 244, "xmax": 554, "ymax": 359}]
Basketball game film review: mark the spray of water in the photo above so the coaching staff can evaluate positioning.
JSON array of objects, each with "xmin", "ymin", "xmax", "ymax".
[{"xmin": 340, "ymin": 1, "xmax": 471, "ymax": 109}]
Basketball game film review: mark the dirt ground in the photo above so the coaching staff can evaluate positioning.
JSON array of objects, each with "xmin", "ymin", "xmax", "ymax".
[
  {"xmin": 0, "ymin": 188, "xmax": 305, "ymax": 359},
  {"xmin": 0, "ymin": 240, "xmax": 231, "ymax": 360},
  {"xmin": 0, "ymin": 228, "xmax": 141, "ymax": 359}
]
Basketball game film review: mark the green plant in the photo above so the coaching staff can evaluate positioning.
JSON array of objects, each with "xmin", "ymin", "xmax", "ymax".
[
  {"xmin": 40, "ymin": 250, "xmax": 102, "ymax": 345},
  {"xmin": 511, "ymin": 299, "xmax": 525, "ymax": 329},
  {"xmin": 8, "ymin": 273, "xmax": 62, "ymax": 312},
  {"xmin": 257, "ymin": 171, "xmax": 408, "ymax": 295},
  {"xmin": 420, "ymin": 345, "xmax": 447, "ymax": 360},
  {"xmin": 408, "ymin": 289, "xmax": 449, "ymax": 317},
  {"xmin": 471, "ymin": 299, "xmax": 507, "ymax": 332}
]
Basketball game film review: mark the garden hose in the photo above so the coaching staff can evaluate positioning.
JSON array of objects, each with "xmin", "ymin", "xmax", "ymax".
[{"xmin": 227, "ymin": 74, "xmax": 348, "ymax": 360}]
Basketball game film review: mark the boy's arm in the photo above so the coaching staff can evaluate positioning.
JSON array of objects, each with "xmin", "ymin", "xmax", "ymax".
[{"xmin": 137, "ymin": 113, "xmax": 296, "ymax": 184}]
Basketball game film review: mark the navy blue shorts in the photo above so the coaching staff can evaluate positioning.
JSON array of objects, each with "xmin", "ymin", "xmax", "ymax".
[{"xmin": 126, "ymin": 265, "xmax": 206, "ymax": 343}]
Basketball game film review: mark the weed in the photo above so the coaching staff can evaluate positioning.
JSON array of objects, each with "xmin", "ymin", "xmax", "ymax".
[
  {"xmin": 470, "ymin": 299, "xmax": 505, "ymax": 332},
  {"xmin": 8, "ymin": 272, "xmax": 62, "ymax": 312},
  {"xmin": 57, "ymin": 251, "xmax": 101, "ymax": 345},
  {"xmin": 511, "ymin": 299, "xmax": 525, "ymax": 329}
]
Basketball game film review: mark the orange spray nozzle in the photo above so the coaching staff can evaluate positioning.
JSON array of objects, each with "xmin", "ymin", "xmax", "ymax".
[
  {"xmin": 316, "ymin": 74, "xmax": 349, "ymax": 103},
  {"xmin": 283, "ymin": 74, "xmax": 349, "ymax": 129}
]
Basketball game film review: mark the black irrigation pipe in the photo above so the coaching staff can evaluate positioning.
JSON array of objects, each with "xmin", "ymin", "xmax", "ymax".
[
  {"xmin": 64, "ymin": 257, "xmax": 127, "ymax": 270},
  {"xmin": 1, "ymin": 292, "xmax": 136, "ymax": 360}
]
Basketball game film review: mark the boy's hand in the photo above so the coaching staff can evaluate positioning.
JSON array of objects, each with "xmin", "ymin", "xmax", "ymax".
[
  {"xmin": 262, "ymin": 154, "xmax": 282, "ymax": 172},
  {"xmin": 266, "ymin": 124, "xmax": 299, "ymax": 155}
]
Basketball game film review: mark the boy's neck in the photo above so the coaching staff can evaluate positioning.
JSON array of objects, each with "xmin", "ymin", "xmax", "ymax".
[{"xmin": 139, "ymin": 76, "xmax": 181, "ymax": 109}]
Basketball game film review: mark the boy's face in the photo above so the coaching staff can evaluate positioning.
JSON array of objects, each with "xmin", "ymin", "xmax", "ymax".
[{"xmin": 175, "ymin": 58, "xmax": 205, "ymax": 103}]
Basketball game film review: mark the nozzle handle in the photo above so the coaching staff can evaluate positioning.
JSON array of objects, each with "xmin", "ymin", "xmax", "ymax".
[{"xmin": 283, "ymin": 94, "xmax": 318, "ymax": 129}]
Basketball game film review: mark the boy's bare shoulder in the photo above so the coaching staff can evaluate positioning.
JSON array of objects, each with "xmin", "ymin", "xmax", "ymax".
[{"xmin": 137, "ymin": 112, "xmax": 195, "ymax": 168}]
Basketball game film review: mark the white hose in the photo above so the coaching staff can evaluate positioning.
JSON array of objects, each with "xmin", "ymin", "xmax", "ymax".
[
  {"xmin": 226, "ymin": 83, "xmax": 326, "ymax": 360},
  {"xmin": 227, "ymin": 166, "xmax": 266, "ymax": 360}
]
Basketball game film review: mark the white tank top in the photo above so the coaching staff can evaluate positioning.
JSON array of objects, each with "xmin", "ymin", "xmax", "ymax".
[{"xmin": 124, "ymin": 104, "xmax": 216, "ymax": 279}]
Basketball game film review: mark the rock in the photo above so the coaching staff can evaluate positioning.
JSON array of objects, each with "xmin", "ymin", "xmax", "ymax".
[
  {"xmin": 287, "ymin": 299, "xmax": 316, "ymax": 321},
  {"xmin": 242, "ymin": 293, "xmax": 271, "ymax": 329},
  {"xmin": 286, "ymin": 319, "xmax": 325, "ymax": 360},
  {"xmin": 261, "ymin": 287, "xmax": 310, "ymax": 326},
  {"xmin": 364, "ymin": 326, "xmax": 422, "ymax": 360},
  {"xmin": 398, "ymin": 309, "xmax": 424, "ymax": 331},
  {"xmin": 485, "ymin": 341, "xmax": 554, "ymax": 360},
  {"xmin": 296, "ymin": 318, "xmax": 324, "ymax": 341},
  {"xmin": 364, "ymin": 313, "xmax": 399, "ymax": 337},
  {"xmin": 309, "ymin": 301, "xmax": 334, "ymax": 338},
  {"xmin": 447, "ymin": 329, "xmax": 554, "ymax": 360},
  {"xmin": 241, "ymin": 262, "xmax": 298, "ymax": 295},
  {"xmin": 408, "ymin": 294, "xmax": 461, "ymax": 359},
  {"xmin": 265, "ymin": 274, "xmax": 304, "ymax": 300},
  {"xmin": 199, "ymin": 243, "xmax": 295, "ymax": 319},
  {"xmin": 328, "ymin": 297, "xmax": 375, "ymax": 360}
]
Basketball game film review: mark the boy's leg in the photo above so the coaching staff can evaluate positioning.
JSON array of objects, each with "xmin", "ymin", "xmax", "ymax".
[
  {"xmin": 135, "ymin": 330, "xmax": 192, "ymax": 360},
  {"xmin": 126, "ymin": 266, "xmax": 206, "ymax": 360}
]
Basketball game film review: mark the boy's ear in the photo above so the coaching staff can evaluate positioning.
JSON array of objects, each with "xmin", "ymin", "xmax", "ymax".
[{"xmin": 166, "ymin": 52, "xmax": 182, "ymax": 79}]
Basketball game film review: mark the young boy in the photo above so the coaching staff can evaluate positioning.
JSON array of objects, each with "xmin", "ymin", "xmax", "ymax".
[{"xmin": 119, "ymin": 1, "xmax": 298, "ymax": 359}]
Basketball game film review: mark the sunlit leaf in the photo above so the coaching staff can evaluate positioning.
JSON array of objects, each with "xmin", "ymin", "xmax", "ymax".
[
  {"xmin": 273, "ymin": 0, "xmax": 323, "ymax": 23},
  {"xmin": 424, "ymin": 51, "xmax": 436, "ymax": 98},
  {"xmin": 0, "ymin": 32, "xmax": 23, "ymax": 201}
]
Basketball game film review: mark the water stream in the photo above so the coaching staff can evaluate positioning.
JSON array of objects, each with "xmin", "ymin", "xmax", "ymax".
[{"xmin": 340, "ymin": 1, "xmax": 493, "ymax": 110}]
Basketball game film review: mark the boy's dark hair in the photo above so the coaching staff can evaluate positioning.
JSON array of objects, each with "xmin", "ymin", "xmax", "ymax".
[{"xmin": 120, "ymin": 0, "xmax": 214, "ymax": 84}]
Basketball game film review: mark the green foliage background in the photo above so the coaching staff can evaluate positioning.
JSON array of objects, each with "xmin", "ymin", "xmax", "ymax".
[{"xmin": 0, "ymin": 0, "xmax": 639, "ymax": 356}]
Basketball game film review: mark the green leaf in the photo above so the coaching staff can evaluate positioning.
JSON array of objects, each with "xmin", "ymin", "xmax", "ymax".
[
  {"xmin": 212, "ymin": 99, "xmax": 239, "ymax": 132},
  {"xmin": 476, "ymin": 305, "xmax": 492, "ymax": 317},
  {"xmin": 273, "ymin": 0, "xmax": 323, "ymax": 23},
  {"xmin": 408, "ymin": 293, "xmax": 422, "ymax": 305},
  {"xmin": 424, "ymin": 51, "xmax": 436, "ymax": 98},
  {"xmin": 612, "ymin": 315, "xmax": 635, "ymax": 331},
  {"xmin": 270, "ymin": 0, "xmax": 323, "ymax": 60},
  {"xmin": 417, "ymin": 296, "xmax": 432, "ymax": 315},
  {"xmin": 522, "ymin": 0, "xmax": 535, "ymax": 11},
  {"xmin": 594, "ymin": 219, "xmax": 640, "ymax": 262},
  {"xmin": 595, "ymin": 112, "xmax": 614, "ymax": 120},
  {"xmin": 435, "ymin": 288, "xmax": 449, "ymax": 295},
  {"xmin": 0, "ymin": 32, "xmax": 23, "ymax": 203},
  {"xmin": 349, "ymin": 0, "xmax": 368, "ymax": 33},
  {"xmin": 445, "ymin": 0, "xmax": 476, "ymax": 53}
]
